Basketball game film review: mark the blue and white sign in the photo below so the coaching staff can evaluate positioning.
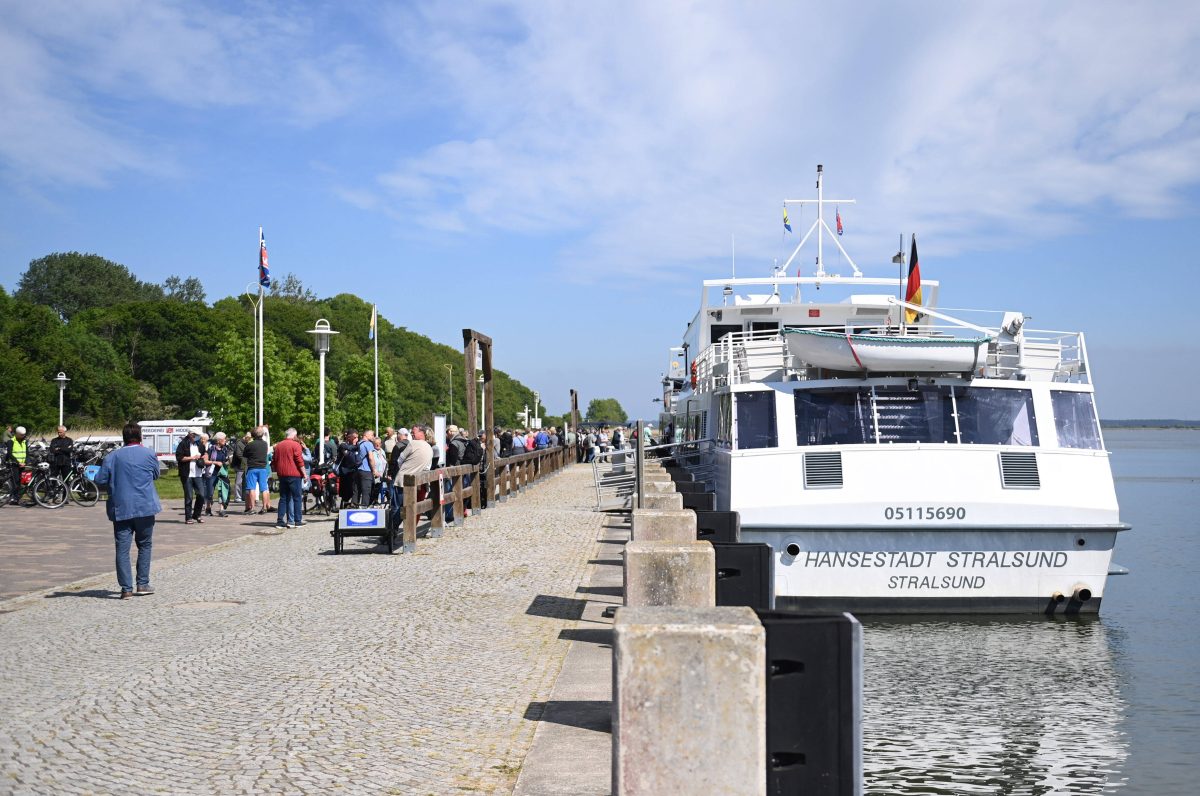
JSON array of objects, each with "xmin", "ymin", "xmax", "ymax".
[{"xmin": 339, "ymin": 508, "xmax": 384, "ymax": 528}]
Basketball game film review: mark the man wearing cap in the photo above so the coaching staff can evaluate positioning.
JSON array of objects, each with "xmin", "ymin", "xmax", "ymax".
[
  {"xmin": 94, "ymin": 422, "xmax": 161, "ymax": 599},
  {"xmin": 4, "ymin": 426, "xmax": 29, "ymax": 504},
  {"xmin": 174, "ymin": 430, "xmax": 205, "ymax": 524}
]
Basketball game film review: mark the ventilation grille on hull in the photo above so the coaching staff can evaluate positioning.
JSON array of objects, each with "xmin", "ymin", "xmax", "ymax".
[
  {"xmin": 804, "ymin": 452, "xmax": 843, "ymax": 488},
  {"xmin": 999, "ymin": 451, "xmax": 1040, "ymax": 489}
]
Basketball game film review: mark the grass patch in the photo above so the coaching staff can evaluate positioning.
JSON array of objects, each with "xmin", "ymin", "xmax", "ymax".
[{"xmin": 156, "ymin": 478, "xmax": 185, "ymax": 500}]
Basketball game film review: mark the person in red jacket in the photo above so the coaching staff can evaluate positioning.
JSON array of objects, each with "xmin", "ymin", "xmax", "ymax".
[{"xmin": 273, "ymin": 427, "xmax": 306, "ymax": 529}]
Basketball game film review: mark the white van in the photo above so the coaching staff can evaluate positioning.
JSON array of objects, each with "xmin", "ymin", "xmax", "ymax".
[{"xmin": 139, "ymin": 412, "xmax": 213, "ymax": 465}]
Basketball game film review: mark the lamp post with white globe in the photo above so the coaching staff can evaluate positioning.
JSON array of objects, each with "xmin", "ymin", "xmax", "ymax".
[
  {"xmin": 53, "ymin": 372, "xmax": 70, "ymax": 427},
  {"xmin": 306, "ymin": 319, "xmax": 339, "ymax": 465}
]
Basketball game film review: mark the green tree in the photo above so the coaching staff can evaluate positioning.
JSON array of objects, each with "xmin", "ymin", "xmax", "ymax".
[
  {"xmin": 269, "ymin": 273, "xmax": 317, "ymax": 303},
  {"xmin": 162, "ymin": 275, "xmax": 207, "ymax": 304},
  {"xmin": 336, "ymin": 353, "xmax": 398, "ymax": 433},
  {"xmin": 586, "ymin": 398, "xmax": 628, "ymax": 424},
  {"xmin": 15, "ymin": 252, "xmax": 163, "ymax": 320},
  {"xmin": 0, "ymin": 296, "xmax": 136, "ymax": 429},
  {"xmin": 207, "ymin": 329, "xmax": 294, "ymax": 435}
]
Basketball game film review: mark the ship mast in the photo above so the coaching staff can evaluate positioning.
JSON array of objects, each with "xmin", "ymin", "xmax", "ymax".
[{"xmin": 782, "ymin": 164, "xmax": 861, "ymax": 278}]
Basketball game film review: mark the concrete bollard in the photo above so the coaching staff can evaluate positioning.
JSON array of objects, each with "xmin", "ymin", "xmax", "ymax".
[
  {"xmin": 624, "ymin": 540, "xmax": 715, "ymax": 607},
  {"xmin": 613, "ymin": 606, "xmax": 766, "ymax": 796},
  {"xmin": 642, "ymin": 492, "xmax": 684, "ymax": 511},
  {"xmin": 631, "ymin": 508, "xmax": 697, "ymax": 543}
]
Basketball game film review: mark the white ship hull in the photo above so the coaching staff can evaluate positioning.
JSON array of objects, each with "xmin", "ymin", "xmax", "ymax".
[
  {"xmin": 742, "ymin": 527, "xmax": 1119, "ymax": 614},
  {"xmin": 699, "ymin": 396, "xmax": 1125, "ymax": 615}
]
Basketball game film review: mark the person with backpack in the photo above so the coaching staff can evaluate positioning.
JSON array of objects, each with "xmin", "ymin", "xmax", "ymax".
[{"xmin": 335, "ymin": 429, "xmax": 360, "ymax": 509}]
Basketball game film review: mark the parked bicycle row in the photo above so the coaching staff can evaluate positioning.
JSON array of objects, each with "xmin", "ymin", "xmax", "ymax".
[{"xmin": 2, "ymin": 425, "xmax": 110, "ymax": 509}]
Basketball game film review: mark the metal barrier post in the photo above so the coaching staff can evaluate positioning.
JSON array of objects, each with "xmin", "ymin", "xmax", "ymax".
[{"xmin": 635, "ymin": 420, "xmax": 645, "ymax": 509}]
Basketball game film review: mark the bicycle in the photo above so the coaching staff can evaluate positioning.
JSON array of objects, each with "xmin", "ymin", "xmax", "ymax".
[
  {"xmin": 0, "ymin": 461, "xmax": 69, "ymax": 508},
  {"xmin": 63, "ymin": 461, "xmax": 101, "ymax": 507},
  {"xmin": 304, "ymin": 464, "xmax": 338, "ymax": 515}
]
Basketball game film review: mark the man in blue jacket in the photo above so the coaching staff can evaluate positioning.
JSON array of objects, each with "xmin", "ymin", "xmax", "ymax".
[{"xmin": 95, "ymin": 422, "xmax": 162, "ymax": 599}]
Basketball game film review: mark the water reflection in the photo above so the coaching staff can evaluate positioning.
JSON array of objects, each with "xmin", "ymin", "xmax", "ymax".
[{"xmin": 863, "ymin": 616, "xmax": 1128, "ymax": 794}]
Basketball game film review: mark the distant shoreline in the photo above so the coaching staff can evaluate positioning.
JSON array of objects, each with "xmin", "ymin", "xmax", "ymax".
[{"xmin": 1101, "ymin": 420, "xmax": 1200, "ymax": 430}]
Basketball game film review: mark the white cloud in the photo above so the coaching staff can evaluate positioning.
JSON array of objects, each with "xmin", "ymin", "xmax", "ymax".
[
  {"xmin": 369, "ymin": 0, "xmax": 1200, "ymax": 280},
  {"xmin": 0, "ymin": 0, "xmax": 374, "ymax": 187}
]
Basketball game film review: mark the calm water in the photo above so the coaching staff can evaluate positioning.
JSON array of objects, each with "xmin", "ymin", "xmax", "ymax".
[{"xmin": 861, "ymin": 429, "xmax": 1200, "ymax": 794}]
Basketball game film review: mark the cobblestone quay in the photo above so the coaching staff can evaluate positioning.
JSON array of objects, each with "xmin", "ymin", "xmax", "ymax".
[{"xmin": 0, "ymin": 466, "xmax": 602, "ymax": 795}]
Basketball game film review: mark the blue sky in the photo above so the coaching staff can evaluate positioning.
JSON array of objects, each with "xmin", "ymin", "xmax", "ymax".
[{"xmin": 2, "ymin": 1, "xmax": 1199, "ymax": 420}]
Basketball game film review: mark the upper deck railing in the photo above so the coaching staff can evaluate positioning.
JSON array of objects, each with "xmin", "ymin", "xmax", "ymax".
[{"xmin": 690, "ymin": 321, "xmax": 1090, "ymax": 393}]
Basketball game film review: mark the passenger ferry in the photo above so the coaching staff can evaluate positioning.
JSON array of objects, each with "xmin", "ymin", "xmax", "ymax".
[{"xmin": 661, "ymin": 166, "xmax": 1127, "ymax": 614}]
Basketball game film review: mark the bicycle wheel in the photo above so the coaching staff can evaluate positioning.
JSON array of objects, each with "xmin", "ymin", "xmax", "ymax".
[
  {"xmin": 33, "ymin": 476, "xmax": 68, "ymax": 508},
  {"xmin": 69, "ymin": 475, "xmax": 100, "ymax": 507}
]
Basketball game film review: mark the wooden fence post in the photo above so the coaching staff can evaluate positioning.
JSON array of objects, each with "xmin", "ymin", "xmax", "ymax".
[
  {"xmin": 402, "ymin": 477, "xmax": 418, "ymax": 553},
  {"xmin": 453, "ymin": 471, "xmax": 465, "ymax": 525}
]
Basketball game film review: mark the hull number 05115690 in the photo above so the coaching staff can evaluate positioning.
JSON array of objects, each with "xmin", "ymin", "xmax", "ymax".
[{"xmin": 884, "ymin": 506, "xmax": 967, "ymax": 521}]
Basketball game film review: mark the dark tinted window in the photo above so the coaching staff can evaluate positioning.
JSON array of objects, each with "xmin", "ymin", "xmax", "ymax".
[
  {"xmin": 794, "ymin": 390, "xmax": 874, "ymax": 446},
  {"xmin": 873, "ymin": 386, "xmax": 957, "ymax": 444},
  {"xmin": 736, "ymin": 392, "xmax": 778, "ymax": 449},
  {"xmin": 956, "ymin": 387, "xmax": 1038, "ymax": 446}
]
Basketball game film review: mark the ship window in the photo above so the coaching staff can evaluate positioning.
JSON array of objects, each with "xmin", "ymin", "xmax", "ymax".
[
  {"xmin": 716, "ymin": 394, "xmax": 733, "ymax": 448},
  {"xmin": 955, "ymin": 387, "xmax": 1039, "ymax": 446},
  {"xmin": 735, "ymin": 391, "xmax": 778, "ymax": 449},
  {"xmin": 1051, "ymin": 391, "xmax": 1102, "ymax": 450},
  {"xmin": 794, "ymin": 389, "xmax": 874, "ymax": 446},
  {"xmin": 711, "ymin": 324, "xmax": 741, "ymax": 345},
  {"xmin": 750, "ymin": 322, "xmax": 780, "ymax": 339},
  {"xmin": 872, "ymin": 386, "xmax": 957, "ymax": 443}
]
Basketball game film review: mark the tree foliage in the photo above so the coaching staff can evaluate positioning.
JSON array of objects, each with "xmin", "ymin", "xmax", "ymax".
[
  {"xmin": 3, "ymin": 253, "xmax": 548, "ymax": 438},
  {"xmin": 15, "ymin": 252, "xmax": 164, "ymax": 320},
  {"xmin": 586, "ymin": 398, "xmax": 628, "ymax": 424},
  {"xmin": 163, "ymin": 275, "xmax": 207, "ymax": 303}
]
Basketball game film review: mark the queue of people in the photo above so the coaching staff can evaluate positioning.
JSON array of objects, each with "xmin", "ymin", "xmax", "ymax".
[{"xmin": 8, "ymin": 417, "xmax": 580, "ymax": 601}]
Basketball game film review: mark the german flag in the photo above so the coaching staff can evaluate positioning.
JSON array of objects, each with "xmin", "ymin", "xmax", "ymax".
[{"xmin": 905, "ymin": 235, "xmax": 923, "ymax": 324}]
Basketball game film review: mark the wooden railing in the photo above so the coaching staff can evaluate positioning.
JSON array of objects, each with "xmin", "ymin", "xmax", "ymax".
[{"xmin": 397, "ymin": 445, "xmax": 571, "ymax": 553}]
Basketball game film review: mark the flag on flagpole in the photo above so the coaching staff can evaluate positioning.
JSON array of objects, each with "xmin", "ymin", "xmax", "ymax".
[
  {"xmin": 905, "ymin": 235, "xmax": 923, "ymax": 324},
  {"xmin": 368, "ymin": 304, "xmax": 377, "ymax": 340},
  {"xmin": 783, "ymin": 204, "xmax": 792, "ymax": 232},
  {"xmin": 836, "ymin": 207, "xmax": 844, "ymax": 236},
  {"xmin": 258, "ymin": 228, "xmax": 271, "ymax": 287}
]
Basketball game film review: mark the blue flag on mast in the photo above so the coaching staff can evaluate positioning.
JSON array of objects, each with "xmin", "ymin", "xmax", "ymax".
[{"xmin": 258, "ymin": 228, "xmax": 271, "ymax": 287}]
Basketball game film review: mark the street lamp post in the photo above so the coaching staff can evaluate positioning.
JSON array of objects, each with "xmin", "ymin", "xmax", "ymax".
[
  {"xmin": 53, "ymin": 372, "xmax": 70, "ymax": 427},
  {"xmin": 244, "ymin": 284, "xmax": 263, "ymax": 425},
  {"xmin": 443, "ymin": 364, "xmax": 454, "ymax": 424},
  {"xmin": 306, "ymin": 319, "xmax": 339, "ymax": 465}
]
